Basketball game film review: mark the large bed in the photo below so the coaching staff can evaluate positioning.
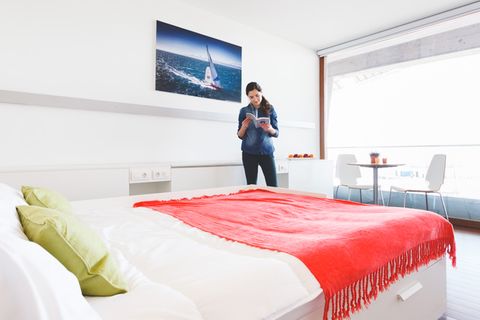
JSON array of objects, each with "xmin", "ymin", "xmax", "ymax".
[{"xmin": 0, "ymin": 183, "xmax": 454, "ymax": 320}]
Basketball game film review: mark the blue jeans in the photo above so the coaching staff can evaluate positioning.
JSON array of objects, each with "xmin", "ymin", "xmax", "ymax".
[{"xmin": 242, "ymin": 152, "xmax": 278, "ymax": 187}]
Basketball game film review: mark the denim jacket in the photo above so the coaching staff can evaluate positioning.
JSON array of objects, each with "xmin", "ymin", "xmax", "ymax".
[{"xmin": 237, "ymin": 104, "xmax": 279, "ymax": 155}]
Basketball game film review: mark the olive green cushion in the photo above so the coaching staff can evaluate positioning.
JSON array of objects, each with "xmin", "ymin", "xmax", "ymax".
[
  {"xmin": 16, "ymin": 205, "xmax": 127, "ymax": 296},
  {"xmin": 22, "ymin": 186, "xmax": 73, "ymax": 214}
]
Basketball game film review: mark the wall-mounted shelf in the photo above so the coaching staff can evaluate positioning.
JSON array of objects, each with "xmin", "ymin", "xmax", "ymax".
[{"xmin": 0, "ymin": 89, "xmax": 315, "ymax": 129}]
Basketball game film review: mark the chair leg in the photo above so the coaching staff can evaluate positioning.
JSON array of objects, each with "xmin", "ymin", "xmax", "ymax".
[
  {"xmin": 387, "ymin": 187, "xmax": 393, "ymax": 206},
  {"xmin": 334, "ymin": 185, "xmax": 340, "ymax": 199},
  {"xmin": 425, "ymin": 193, "xmax": 429, "ymax": 211},
  {"xmin": 438, "ymin": 192, "xmax": 449, "ymax": 220},
  {"xmin": 379, "ymin": 189, "xmax": 385, "ymax": 207},
  {"xmin": 359, "ymin": 189, "xmax": 363, "ymax": 203},
  {"xmin": 403, "ymin": 192, "xmax": 408, "ymax": 208}
]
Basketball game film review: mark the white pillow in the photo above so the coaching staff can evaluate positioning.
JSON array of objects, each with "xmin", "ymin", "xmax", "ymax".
[
  {"xmin": 0, "ymin": 234, "xmax": 102, "ymax": 320},
  {"xmin": 0, "ymin": 183, "xmax": 28, "ymax": 238}
]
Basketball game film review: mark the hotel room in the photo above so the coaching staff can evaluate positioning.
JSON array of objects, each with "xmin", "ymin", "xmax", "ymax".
[{"xmin": 0, "ymin": 0, "xmax": 478, "ymax": 319}]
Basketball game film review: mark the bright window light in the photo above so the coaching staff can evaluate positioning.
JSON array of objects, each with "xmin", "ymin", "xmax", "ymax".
[{"xmin": 327, "ymin": 48, "xmax": 480, "ymax": 199}]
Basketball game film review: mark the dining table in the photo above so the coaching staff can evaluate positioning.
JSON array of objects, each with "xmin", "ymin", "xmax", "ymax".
[{"xmin": 348, "ymin": 163, "xmax": 404, "ymax": 205}]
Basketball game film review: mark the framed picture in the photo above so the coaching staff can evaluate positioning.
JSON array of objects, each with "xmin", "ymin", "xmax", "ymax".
[{"xmin": 155, "ymin": 21, "xmax": 242, "ymax": 102}]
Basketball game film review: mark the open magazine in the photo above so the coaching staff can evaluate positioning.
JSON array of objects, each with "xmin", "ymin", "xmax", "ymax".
[{"xmin": 246, "ymin": 113, "xmax": 270, "ymax": 128}]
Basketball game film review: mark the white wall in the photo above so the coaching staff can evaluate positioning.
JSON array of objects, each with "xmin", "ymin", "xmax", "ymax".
[{"xmin": 0, "ymin": 0, "xmax": 319, "ymax": 167}]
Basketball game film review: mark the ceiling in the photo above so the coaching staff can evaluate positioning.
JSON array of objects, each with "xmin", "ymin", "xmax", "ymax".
[{"xmin": 178, "ymin": 0, "xmax": 478, "ymax": 51}]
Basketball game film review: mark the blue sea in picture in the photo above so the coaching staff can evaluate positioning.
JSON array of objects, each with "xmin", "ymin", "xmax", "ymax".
[{"xmin": 155, "ymin": 50, "xmax": 242, "ymax": 102}]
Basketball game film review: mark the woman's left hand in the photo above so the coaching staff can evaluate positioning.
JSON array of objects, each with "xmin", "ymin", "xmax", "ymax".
[{"xmin": 260, "ymin": 123, "xmax": 276, "ymax": 135}]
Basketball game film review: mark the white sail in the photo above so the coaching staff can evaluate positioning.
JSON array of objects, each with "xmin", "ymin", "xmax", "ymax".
[
  {"xmin": 204, "ymin": 66, "xmax": 212, "ymax": 84},
  {"xmin": 205, "ymin": 45, "xmax": 221, "ymax": 89}
]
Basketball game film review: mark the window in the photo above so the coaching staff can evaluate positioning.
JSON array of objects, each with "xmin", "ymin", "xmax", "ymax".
[{"xmin": 327, "ymin": 49, "xmax": 480, "ymax": 220}]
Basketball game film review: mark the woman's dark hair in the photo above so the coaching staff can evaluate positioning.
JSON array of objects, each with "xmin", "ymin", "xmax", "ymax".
[{"xmin": 246, "ymin": 82, "xmax": 272, "ymax": 114}]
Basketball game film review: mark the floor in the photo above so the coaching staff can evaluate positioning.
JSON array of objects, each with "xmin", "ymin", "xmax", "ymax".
[{"xmin": 445, "ymin": 226, "xmax": 480, "ymax": 320}]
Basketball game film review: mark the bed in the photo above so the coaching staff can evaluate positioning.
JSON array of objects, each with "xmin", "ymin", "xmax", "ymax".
[{"xmin": 0, "ymin": 183, "xmax": 455, "ymax": 320}]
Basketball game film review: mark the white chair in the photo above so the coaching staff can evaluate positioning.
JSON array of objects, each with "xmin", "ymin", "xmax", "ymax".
[
  {"xmin": 334, "ymin": 154, "xmax": 384, "ymax": 205},
  {"xmin": 387, "ymin": 154, "xmax": 449, "ymax": 220}
]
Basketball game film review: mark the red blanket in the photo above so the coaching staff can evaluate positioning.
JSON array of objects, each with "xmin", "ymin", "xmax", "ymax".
[{"xmin": 134, "ymin": 189, "xmax": 456, "ymax": 320}]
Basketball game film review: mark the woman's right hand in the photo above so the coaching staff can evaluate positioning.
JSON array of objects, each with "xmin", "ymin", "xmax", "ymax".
[{"xmin": 242, "ymin": 118, "xmax": 251, "ymax": 129}]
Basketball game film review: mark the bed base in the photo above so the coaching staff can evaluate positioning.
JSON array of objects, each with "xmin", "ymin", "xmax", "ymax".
[{"xmin": 282, "ymin": 256, "xmax": 446, "ymax": 320}]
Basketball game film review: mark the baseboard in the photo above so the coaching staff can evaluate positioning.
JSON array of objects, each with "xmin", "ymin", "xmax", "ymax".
[{"xmin": 449, "ymin": 217, "xmax": 480, "ymax": 230}]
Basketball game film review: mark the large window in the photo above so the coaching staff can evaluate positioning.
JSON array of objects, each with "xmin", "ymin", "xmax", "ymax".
[{"xmin": 327, "ymin": 49, "xmax": 480, "ymax": 220}]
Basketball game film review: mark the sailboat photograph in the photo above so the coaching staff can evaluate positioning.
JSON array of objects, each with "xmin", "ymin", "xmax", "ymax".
[
  {"xmin": 204, "ymin": 45, "xmax": 222, "ymax": 90},
  {"xmin": 155, "ymin": 20, "xmax": 242, "ymax": 102}
]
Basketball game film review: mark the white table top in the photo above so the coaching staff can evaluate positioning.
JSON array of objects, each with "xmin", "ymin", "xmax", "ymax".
[{"xmin": 348, "ymin": 163, "xmax": 404, "ymax": 168}]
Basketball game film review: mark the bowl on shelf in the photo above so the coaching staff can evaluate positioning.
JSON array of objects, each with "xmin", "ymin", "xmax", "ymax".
[{"xmin": 288, "ymin": 154, "xmax": 315, "ymax": 159}]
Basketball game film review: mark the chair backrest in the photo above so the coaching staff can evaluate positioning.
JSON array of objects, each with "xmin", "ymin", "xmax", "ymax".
[
  {"xmin": 335, "ymin": 154, "xmax": 362, "ymax": 186},
  {"xmin": 425, "ymin": 154, "xmax": 446, "ymax": 191}
]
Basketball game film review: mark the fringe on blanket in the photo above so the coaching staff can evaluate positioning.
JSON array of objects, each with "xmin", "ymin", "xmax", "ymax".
[{"xmin": 323, "ymin": 238, "xmax": 456, "ymax": 320}]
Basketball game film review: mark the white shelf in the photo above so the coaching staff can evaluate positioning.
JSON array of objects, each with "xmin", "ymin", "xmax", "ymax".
[{"xmin": 0, "ymin": 89, "xmax": 315, "ymax": 129}]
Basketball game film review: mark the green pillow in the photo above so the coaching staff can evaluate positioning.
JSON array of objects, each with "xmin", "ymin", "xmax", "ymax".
[
  {"xmin": 16, "ymin": 205, "xmax": 127, "ymax": 296},
  {"xmin": 22, "ymin": 186, "xmax": 73, "ymax": 214}
]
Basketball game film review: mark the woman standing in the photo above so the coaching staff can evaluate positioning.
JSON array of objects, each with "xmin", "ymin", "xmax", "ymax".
[{"xmin": 237, "ymin": 82, "xmax": 279, "ymax": 187}]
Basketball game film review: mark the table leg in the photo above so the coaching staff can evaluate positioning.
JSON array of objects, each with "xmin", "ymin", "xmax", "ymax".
[{"xmin": 373, "ymin": 167, "xmax": 378, "ymax": 204}]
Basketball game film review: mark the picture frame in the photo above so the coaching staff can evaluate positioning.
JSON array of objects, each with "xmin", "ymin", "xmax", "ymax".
[{"xmin": 155, "ymin": 21, "xmax": 242, "ymax": 102}]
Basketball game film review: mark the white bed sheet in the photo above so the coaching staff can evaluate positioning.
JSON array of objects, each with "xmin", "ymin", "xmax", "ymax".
[
  {"xmin": 86, "ymin": 247, "xmax": 204, "ymax": 320},
  {"xmin": 72, "ymin": 186, "xmax": 322, "ymax": 320}
]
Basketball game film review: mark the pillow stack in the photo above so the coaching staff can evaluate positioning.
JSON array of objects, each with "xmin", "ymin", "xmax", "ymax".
[{"xmin": 17, "ymin": 186, "xmax": 127, "ymax": 296}]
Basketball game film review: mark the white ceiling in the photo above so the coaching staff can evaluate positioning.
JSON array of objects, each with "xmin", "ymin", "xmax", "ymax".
[{"xmin": 178, "ymin": 0, "xmax": 478, "ymax": 51}]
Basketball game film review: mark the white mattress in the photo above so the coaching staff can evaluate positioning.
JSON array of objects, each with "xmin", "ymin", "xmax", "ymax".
[{"xmin": 72, "ymin": 186, "xmax": 322, "ymax": 320}]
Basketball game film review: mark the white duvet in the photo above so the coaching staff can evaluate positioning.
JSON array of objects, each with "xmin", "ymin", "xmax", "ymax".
[{"xmin": 72, "ymin": 187, "xmax": 322, "ymax": 320}]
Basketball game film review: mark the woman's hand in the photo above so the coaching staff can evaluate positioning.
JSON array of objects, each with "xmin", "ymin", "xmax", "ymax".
[
  {"xmin": 238, "ymin": 118, "xmax": 251, "ymax": 139},
  {"xmin": 242, "ymin": 118, "xmax": 251, "ymax": 129},
  {"xmin": 260, "ymin": 123, "xmax": 276, "ymax": 135}
]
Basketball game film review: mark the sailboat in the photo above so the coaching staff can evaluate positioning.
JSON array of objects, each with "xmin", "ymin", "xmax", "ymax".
[{"xmin": 204, "ymin": 45, "xmax": 222, "ymax": 90}]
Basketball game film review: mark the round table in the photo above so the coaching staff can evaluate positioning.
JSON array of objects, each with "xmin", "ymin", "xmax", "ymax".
[{"xmin": 348, "ymin": 163, "xmax": 404, "ymax": 205}]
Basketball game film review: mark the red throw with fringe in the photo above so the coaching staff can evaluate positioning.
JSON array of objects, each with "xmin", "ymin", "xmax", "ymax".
[{"xmin": 134, "ymin": 189, "xmax": 456, "ymax": 320}]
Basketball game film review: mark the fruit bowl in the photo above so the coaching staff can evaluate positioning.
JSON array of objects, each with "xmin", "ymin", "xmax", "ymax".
[{"xmin": 288, "ymin": 153, "xmax": 315, "ymax": 159}]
